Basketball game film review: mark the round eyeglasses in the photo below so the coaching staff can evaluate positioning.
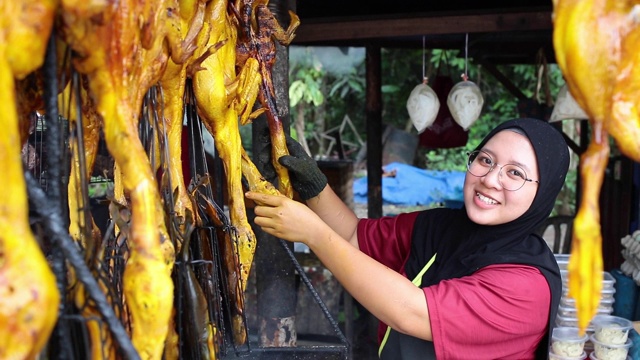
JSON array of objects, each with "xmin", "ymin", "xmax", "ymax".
[{"xmin": 466, "ymin": 150, "xmax": 539, "ymax": 191}]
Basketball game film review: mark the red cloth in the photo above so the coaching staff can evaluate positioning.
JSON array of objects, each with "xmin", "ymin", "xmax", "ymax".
[
  {"xmin": 418, "ymin": 75, "xmax": 469, "ymax": 149},
  {"xmin": 357, "ymin": 213, "xmax": 550, "ymax": 360}
]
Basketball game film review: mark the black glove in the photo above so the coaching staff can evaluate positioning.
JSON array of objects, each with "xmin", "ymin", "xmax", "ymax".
[{"xmin": 278, "ymin": 136, "xmax": 328, "ymax": 200}]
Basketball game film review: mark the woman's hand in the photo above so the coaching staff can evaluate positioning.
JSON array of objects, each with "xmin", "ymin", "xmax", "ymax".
[{"xmin": 245, "ymin": 191, "xmax": 330, "ymax": 245}]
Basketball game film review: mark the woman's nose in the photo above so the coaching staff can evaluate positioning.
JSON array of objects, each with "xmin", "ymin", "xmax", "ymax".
[{"xmin": 481, "ymin": 166, "xmax": 503, "ymax": 189}]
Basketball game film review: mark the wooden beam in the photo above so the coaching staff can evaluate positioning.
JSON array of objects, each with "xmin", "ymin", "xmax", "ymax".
[
  {"xmin": 366, "ymin": 45, "xmax": 383, "ymax": 219},
  {"xmin": 293, "ymin": 10, "xmax": 552, "ymax": 44},
  {"xmin": 477, "ymin": 60, "xmax": 528, "ymax": 101}
]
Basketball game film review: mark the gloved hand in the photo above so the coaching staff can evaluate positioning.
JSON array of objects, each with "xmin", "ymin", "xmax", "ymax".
[{"xmin": 278, "ymin": 136, "xmax": 328, "ymax": 200}]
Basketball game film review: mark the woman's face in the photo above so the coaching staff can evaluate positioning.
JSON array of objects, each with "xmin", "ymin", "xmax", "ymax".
[{"xmin": 463, "ymin": 130, "xmax": 540, "ymax": 225}]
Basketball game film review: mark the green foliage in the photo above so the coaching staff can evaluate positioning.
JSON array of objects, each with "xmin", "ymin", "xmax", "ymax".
[
  {"xmin": 288, "ymin": 46, "xmax": 577, "ymax": 213},
  {"xmin": 289, "ymin": 57, "xmax": 325, "ymax": 107}
]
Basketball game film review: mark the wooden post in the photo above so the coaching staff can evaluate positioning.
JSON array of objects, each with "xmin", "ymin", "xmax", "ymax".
[
  {"xmin": 253, "ymin": 0, "xmax": 298, "ymax": 347},
  {"xmin": 366, "ymin": 45, "xmax": 383, "ymax": 220}
]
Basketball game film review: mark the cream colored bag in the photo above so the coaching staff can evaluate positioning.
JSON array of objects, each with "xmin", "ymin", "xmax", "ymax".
[
  {"xmin": 447, "ymin": 80, "xmax": 484, "ymax": 130},
  {"xmin": 550, "ymin": 84, "xmax": 588, "ymax": 122},
  {"xmin": 406, "ymin": 82, "xmax": 440, "ymax": 134}
]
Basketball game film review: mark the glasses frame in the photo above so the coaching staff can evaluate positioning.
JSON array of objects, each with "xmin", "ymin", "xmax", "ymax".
[{"xmin": 466, "ymin": 150, "xmax": 539, "ymax": 191}]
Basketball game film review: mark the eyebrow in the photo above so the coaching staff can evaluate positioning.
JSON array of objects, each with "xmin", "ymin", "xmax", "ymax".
[{"xmin": 480, "ymin": 148, "xmax": 535, "ymax": 174}]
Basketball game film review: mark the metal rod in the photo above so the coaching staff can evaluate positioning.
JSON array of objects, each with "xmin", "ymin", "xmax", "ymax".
[
  {"xmin": 72, "ymin": 71, "xmax": 95, "ymax": 256},
  {"xmin": 25, "ymin": 171, "xmax": 141, "ymax": 360},
  {"xmin": 43, "ymin": 32, "xmax": 75, "ymax": 360},
  {"xmin": 277, "ymin": 238, "xmax": 349, "ymax": 348}
]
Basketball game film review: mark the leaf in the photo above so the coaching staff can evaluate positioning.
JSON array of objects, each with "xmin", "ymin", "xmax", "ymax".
[
  {"xmin": 381, "ymin": 84, "xmax": 400, "ymax": 94},
  {"xmin": 289, "ymin": 80, "xmax": 306, "ymax": 107}
]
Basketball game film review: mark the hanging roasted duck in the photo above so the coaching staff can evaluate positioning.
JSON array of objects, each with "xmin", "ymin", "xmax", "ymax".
[
  {"xmin": 193, "ymin": 0, "xmax": 264, "ymax": 345},
  {"xmin": 61, "ymin": 75, "xmax": 123, "ymax": 360},
  {"xmin": 0, "ymin": 0, "xmax": 61, "ymax": 358},
  {"xmin": 59, "ymin": 0, "xmax": 203, "ymax": 356},
  {"xmin": 553, "ymin": 0, "xmax": 640, "ymax": 333},
  {"xmin": 193, "ymin": 0, "xmax": 258, "ymax": 297},
  {"xmin": 158, "ymin": 0, "xmax": 212, "ymax": 234},
  {"xmin": 192, "ymin": 175, "xmax": 246, "ymax": 345},
  {"xmin": 235, "ymin": 0, "xmax": 299, "ymax": 198}
]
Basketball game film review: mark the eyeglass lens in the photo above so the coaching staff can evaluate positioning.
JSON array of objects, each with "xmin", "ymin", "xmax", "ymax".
[{"xmin": 467, "ymin": 151, "xmax": 529, "ymax": 191}]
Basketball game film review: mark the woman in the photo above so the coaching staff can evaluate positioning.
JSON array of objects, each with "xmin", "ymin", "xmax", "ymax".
[{"xmin": 246, "ymin": 118, "xmax": 570, "ymax": 359}]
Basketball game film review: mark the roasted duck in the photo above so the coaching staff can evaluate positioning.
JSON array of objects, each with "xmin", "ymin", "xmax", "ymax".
[
  {"xmin": 159, "ymin": 0, "xmax": 211, "ymax": 233},
  {"xmin": 192, "ymin": 175, "xmax": 248, "ymax": 346},
  {"xmin": 193, "ymin": 0, "xmax": 258, "ymax": 300},
  {"xmin": 58, "ymin": 0, "xmax": 202, "ymax": 355},
  {"xmin": 553, "ymin": 0, "xmax": 640, "ymax": 333},
  {"xmin": 235, "ymin": 0, "xmax": 299, "ymax": 198},
  {"xmin": 0, "ymin": 0, "xmax": 60, "ymax": 358},
  {"xmin": 63, "ymin": 75, "xmax": 121, "ymax": 360},
  {"xmin": 193, "ymin": 0, "xmax": 265, "ymax": 344}
]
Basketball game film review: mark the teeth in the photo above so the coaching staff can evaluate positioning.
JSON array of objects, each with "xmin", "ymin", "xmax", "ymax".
[{"xmin": 477, "ymin": 192, "xmax": 498, "ymax": 205}]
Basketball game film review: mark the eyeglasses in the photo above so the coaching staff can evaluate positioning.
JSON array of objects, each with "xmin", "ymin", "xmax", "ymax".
[{"xmin": 466, "ymin": 150, "xmax": 539, "ymax": 191}]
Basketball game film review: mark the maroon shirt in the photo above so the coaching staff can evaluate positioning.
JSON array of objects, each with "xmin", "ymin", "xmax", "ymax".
[{"xmin": 358, "ymin": 212, "xmax": 550, "ymax": 359}]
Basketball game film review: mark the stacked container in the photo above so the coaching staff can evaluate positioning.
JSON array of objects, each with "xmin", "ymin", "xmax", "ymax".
[
  {"xmin": 549, "ymin": 327, "xmax": 588, "ymax": 360},
  {"xmin": 552, "ymin": 254, "xmax": 618, "ymax": 357},
  {"xmin": 589, "ymin": 315, "xmax": 633, "ymax": 360}
]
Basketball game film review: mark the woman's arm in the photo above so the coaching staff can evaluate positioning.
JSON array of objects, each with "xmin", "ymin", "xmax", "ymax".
[
  {"xmin": 245, "ymin": 191, "xmax": 433, "ymax": 341},
  {"xmin": 304, "ymin": 185, "xmax": 360, "ymax": 249}
]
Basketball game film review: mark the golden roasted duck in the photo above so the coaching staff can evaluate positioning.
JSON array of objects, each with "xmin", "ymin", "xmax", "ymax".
[
  {"xmin": 62, "ymin": 76, "xmax": 121, "ymax": 360},
  {"xmin": 159, "ymin": 0, "xmax": 211, "ymax": 233},
  {"xmin": 553, "ymin": 0, "xmax": 640, "ymax": 333},
  {"xmin": 193, "ymin": 0, "xmax": 265, "ymax": 344},
  {"xmin": 235, "ymin": 0, "xmax": 299, "ymax": 199},
  {"xmin": 0, "ymin": 0, "xmax": 60, "ymax": 358},
  {"xmin": 58, "ymin": 0, "xmax": 202, "ymax": 356},
  {"xmin": 194, "ymin": 0, "xmax": 256, "ymax": 297}
]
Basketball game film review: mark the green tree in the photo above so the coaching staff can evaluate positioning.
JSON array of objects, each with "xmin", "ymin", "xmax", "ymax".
[{"xmin": 289, "ymin": 46, "xmax": 576, "ymax": 214}]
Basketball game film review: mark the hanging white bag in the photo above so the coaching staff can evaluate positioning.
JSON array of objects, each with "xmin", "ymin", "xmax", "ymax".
[
  {"xmin": 550, "ymin": 83, "xmax": 588, "ymax": 122},
  {"xmin": 447, "ymin": 79, "xmax": 483, "ymax": 130},
  {"xmin": 406, "ymin": 81, "xmax": 440, "ymax": 134}
]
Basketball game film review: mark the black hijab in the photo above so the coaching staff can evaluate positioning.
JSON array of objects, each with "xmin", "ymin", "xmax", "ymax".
[{"xmin": 406, "ymin": 117, "xmax": 570, "ymax": 357}]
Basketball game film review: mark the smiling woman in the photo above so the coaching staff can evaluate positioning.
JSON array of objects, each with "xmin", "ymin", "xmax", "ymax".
[
  {"xmin": 464, "ymin": 129, "xmax": 540, "ymax": 225},
  {"xmin": 246, "ymin": 117, "xmax": 570, "ymax": 360}
]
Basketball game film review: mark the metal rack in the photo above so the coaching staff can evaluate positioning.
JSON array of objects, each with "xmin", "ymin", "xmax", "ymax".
[{"xmin": 22, "ymin": 33, "xmax": 350, "ymax": 359}]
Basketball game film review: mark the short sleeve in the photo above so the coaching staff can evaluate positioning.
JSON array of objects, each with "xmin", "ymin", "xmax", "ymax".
[
  {"xmin": 357, "ymin": 212, "xmax": 420, "ymax": 273},
  {"xmin": 425, "ymin": 264, "xmax": 550, "ymax": 360}
]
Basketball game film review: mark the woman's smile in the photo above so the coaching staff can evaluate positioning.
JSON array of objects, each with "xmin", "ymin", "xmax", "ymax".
[{"xmin": 474, "ymin": 191, "xmax": 499, "ymax": 206}]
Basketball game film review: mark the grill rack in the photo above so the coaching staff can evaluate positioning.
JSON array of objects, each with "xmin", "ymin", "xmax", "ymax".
[{"xmin": 22, "ymin": 33, "xmax": 350, "ymax": 360}]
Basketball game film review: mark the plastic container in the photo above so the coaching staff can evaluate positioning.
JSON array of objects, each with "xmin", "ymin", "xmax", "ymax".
[
  {"xmin": 589, "ymin": 334, "xmax": 632, "ymax": 360},
  {"xmin": 551, "ymin": 327, "xmax": 589, "ymax": 357},
  {"xmin": 558, "ymin": 304, "xmax": 614, "ymax": 318},
  {"xmin": 563, "ymin": 287, "xmax": 616, "ymax": 302},
  {"xmin": 549, "ymin": 351, "xmax": 587, "ymax": 360},
  {"xmin": 591, "ymin": 315, "xmax": 633, "ymax": 345},
  {"xmin": 561, "ymin": 272, "xmax": 616, "ymax": 291},
  {"xmin": 562, "ymin": 296, "xmax": 615, "ymax": 311},
  {"xmin": 602, "ymin": 272, "xmax": 616, "ymax": 290},
  {"xmin": 601, "ymin": 288, "xmax": 616, "ymax": 301},
  {"xmin": 588, "ymin": 352, "xmax": 632, "ymax": 360},
  {"xmin": 555, "ymin": 314, "xmax": 595, "ymax": 332}
]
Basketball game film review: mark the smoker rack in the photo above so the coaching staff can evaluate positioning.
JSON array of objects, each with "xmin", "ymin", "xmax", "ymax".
[{"xmin": 23, "ymin": 34, "xmax": 349, "ymax": 359}]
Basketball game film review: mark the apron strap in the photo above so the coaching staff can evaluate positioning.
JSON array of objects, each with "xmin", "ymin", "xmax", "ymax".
[{"xmin": 378, "ymin": 253, "xmax": 437, "ymax": 357}]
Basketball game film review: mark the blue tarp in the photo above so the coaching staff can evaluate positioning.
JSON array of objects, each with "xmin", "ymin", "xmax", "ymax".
[{"xmin": 353, "ymin": 162, "xmax": 466, "ymax": 206}]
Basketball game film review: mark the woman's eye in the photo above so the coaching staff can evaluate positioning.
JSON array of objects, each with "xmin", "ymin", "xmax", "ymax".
[
  {"xmin": 479, "ymin": 156, "xmax": 493, "ymax": 166},
  {"xmin": 507, "ymin": 167, "xmax": 525, "ymax": 179}
]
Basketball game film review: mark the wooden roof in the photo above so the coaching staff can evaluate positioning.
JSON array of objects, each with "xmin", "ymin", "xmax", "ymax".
[{"xmin": 292, "ymin": 1, "xmax": 555, "ymax": 64}]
